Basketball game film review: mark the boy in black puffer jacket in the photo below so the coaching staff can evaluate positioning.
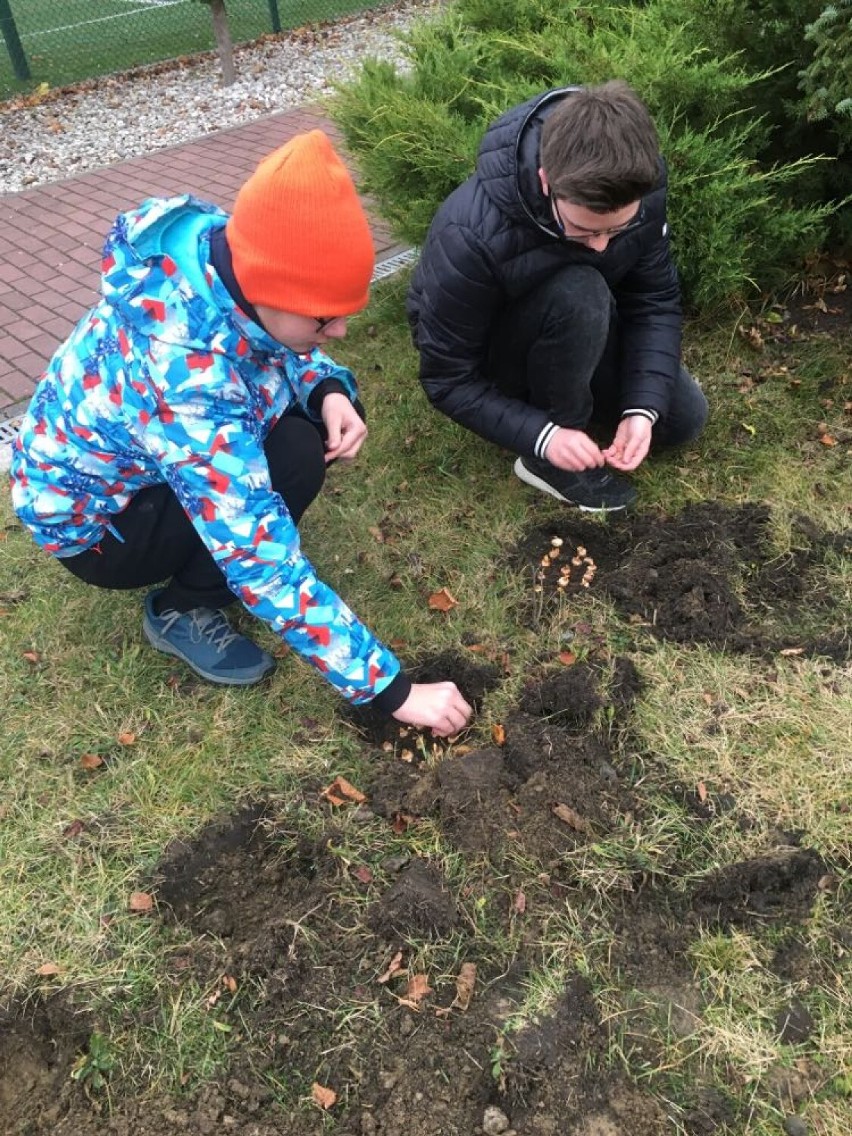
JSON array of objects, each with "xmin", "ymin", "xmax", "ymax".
[{"xmin": 407, "ymin": 80, "xmax": 708, "ymax": 513}]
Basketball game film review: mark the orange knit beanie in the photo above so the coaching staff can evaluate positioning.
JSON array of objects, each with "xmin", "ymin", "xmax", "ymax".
[{"xmin": 226, "ymin": 131, "xmax": 375, "ymax": 317}]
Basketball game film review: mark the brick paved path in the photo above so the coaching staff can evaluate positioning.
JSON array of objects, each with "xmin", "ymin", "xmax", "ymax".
[{"xmin": 0, "ymin": 105, "xmax": 406, "ymax": 418}]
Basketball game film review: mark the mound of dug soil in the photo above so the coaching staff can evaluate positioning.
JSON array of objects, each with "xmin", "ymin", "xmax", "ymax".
[{"xmin": 515, "ymin": 502, "xmax": 850, "ymax": 659}]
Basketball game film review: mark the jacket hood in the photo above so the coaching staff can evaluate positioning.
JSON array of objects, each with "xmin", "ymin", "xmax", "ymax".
[
  {"xmin": 100, "ymin": 196, "xmax": 282, "ymax": 355},
  {"xmin": 475, "ymin": 87, "xmax": 579, "ymax": 233}
]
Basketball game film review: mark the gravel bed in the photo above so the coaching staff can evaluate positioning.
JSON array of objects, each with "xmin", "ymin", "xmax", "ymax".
[{"xmin": 0, "ymin": 0, "xmax": 439, "ymax": 195}]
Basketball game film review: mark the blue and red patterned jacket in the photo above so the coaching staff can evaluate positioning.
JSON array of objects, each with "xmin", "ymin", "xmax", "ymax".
[{"xmin": 10, "ymin": 195, "xmax": 401, "ymax": 704}]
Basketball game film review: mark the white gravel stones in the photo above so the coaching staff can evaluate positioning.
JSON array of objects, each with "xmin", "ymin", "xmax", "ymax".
[{"xmin": 0, "ymin": 0, "xmax": 439, "ymax": 194}]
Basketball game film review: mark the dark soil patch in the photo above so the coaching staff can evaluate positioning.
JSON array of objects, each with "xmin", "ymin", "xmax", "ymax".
[
  {"xmin": 691, "ymin": 847, "xmax": 827, "ymax": 928},
  {"xmin": 514, "ymin": 502, "xmax": 851, "ymax": 660},
  {"xmin": 1, "ymin": 649, "xmax": 837, "ymax": 1136},
  {"xmin": 343, "ymin": 650, "xmax": 503, "ymax": 752}
]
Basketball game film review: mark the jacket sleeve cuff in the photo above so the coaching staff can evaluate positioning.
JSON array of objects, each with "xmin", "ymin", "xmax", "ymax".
[
  {"xmin": 621, "ymin": 407, "xmax": 660, "ymax": 425},
  {"xmin": 307, "ymin": 378, "xmax": 350, "ymax": 417},
  {"xmin": 369, "ymin": 670, "xmax": 412, "ymax": 716}
]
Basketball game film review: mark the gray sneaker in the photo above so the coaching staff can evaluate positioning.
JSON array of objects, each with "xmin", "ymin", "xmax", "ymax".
[{"xmin": 514, "ymin": 456, "xmax": 637, "ymax": 512}]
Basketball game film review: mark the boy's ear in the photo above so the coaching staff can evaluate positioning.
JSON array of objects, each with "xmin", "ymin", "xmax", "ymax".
[{"xmin": 538, "ymin": 167, "xmax": 550, "ymax": 197}]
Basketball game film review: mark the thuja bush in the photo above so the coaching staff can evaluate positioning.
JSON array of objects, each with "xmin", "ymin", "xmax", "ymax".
[
  {"xmin": 800, "ymin": 0, "xmax": 852, "ymax": 151},
  {"xmin": 332, "ymin": 0, "xmax": 832, "ymax": 311}
]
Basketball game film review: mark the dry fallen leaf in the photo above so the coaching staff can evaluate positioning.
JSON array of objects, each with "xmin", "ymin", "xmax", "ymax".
[
  {"xmin": 79, "ymin": 753, "xmax": 104, "ymax": 771},
  {"xmin": 427, "ymin": 587, "xmax": 459, "ymax": 613},
  {"xmin": 377, "ymin": 950, "xmax": 405, "ymax": 984},
  {"xmin": 558, "ymin": 650, "xmax": 577, "ymax": 666},
  {"xmin": 312, "ymin": 1083, "xmax": 337, "ymax": 1110},
  {"xmin": 22, "ymin": 650, "xmax": 41, "ymax": 664},
  {"xmin": 129, "ymin": 891, "xmax": 154, "ymax": 914},
  {"xmin": 321, "ymin": 776, "xmax": 366, "ymax": 805},
  {"xmin": 62, "ymin": 819, "xmax": 85, "ymax": 839},
  {"xmin": 452, "ymin": 962, "xmax": 477, "ymax": 1011},
  {"xmin": 400, "ymin": 973, "xmax": 433, "ymax": 1009},
  {"xmin": 35, "ymin": 962, "xmax": 61, "ymax": 977},
  {"xmin": 552, "ymin": 803, "xmax": 592, "ymax": 834},
  {"xmin": 513, "ymin": 889, "xmax": 527, "ymax": 915},
  {"xmin": 818, "ymin": 433, "xmax": 838, "ymax": 446},
  {"xmin": 779, "ymin": 647, "xmax": 805, "ymax": 657},
  {"xmin": 352, "ymin": 865, "xmax": 373, "ymax": 885},
  {"xmin": 696, "ymin": 781, "xmax": 708, "ymax": 803},
  {"xmin": 491, "ymin": 723, "xmax": 506, "ymax": 746},
  {"xmin": 117, "ymin": 731, "xmax": 136, "ymax": 746}
]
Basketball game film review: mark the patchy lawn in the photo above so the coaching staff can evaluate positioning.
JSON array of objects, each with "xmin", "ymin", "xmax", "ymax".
[{"xmin": 0, "ymin": 263, "xmax": 849, "ymax": 1136}]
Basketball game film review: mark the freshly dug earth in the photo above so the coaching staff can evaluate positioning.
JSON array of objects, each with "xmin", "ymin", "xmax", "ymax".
[{"xmin": 0, "ymin": 638, "xmax": 834, "ymax": 1135}]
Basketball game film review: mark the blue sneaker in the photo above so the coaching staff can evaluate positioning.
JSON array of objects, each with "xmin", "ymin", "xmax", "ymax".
[{"xmin": 142, "ymin": 590, "xmax": 276, "ymax": 686}]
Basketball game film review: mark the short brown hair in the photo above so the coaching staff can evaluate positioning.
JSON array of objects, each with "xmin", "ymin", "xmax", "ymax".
[{"xmin": 540, "ymin": 80, "xmax": 661, "ymax": 211}]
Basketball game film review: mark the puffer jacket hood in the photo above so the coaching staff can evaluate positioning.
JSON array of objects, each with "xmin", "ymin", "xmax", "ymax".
[{"xmin": 475, "ymin": 87, "xmax": 578, "ymax": 232}]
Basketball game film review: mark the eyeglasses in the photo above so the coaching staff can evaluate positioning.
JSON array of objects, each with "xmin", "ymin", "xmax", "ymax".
[{"xmin": 550, "ymin": 192, "xmax": 644, "ymax": 242}]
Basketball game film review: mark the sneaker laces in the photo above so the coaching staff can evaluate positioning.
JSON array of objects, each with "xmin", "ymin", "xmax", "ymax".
[{"xmin": 158, "ymin": 606, "xmax": 239, "ymax": 654}]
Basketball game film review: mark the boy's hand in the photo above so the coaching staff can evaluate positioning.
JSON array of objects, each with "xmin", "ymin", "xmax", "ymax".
[
  {"xmin": 602, "ymin": 416, "xmax": 652, "ymax": 471},
  {"xmin": 544, "ymin": 427, "xmax": 605, "ymax": 471},
  {"xmin": 392, "ymin": 682, "xmax": 473, "ymax": 737},
  {"xmin": 322, "ymin": 393, "xmax": 368, "ymax": 462}
]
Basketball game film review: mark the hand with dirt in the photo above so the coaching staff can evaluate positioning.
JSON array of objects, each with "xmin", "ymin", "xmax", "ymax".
[
  {"xmin": 393, "ymin": 682, "xmax": 473, "ymax": 737},
  {"xmin": 544, "ymin": 427, "xmax": 606, "ymax": 471},
  {"xmin": 602, "ymin": 415, "xmax": 653, "ymax": 471}
]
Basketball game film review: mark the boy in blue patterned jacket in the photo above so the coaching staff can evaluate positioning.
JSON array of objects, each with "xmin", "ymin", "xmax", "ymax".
[{"xmin": 10, "ymin": 131, "xmax": 472, "ymax": 737}]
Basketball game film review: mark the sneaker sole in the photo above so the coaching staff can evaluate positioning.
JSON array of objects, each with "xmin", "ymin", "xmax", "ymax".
[
  {"xmin": 142, "ymin": 616, "xmax": 276, "ymax": 687},
  {"xmin": 513, "ymin": 458, "xmax": 633, "ymax": 513}
]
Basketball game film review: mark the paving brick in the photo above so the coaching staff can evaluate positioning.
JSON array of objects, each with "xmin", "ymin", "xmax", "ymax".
[{"xmin": 0, "ymin": 103, "xmax": 409, "ymax": 414}]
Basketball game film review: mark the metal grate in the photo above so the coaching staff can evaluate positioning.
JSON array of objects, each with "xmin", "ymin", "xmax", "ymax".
[
  {"xmin": 0, "ymin": 417, "xmax": 21, "ymax": 445},
  {"xmin": 371, "ymin": 247, "xmax": 419, "ymax": 281}
]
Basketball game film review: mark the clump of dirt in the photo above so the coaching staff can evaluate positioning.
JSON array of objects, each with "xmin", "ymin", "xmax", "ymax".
[
  {"xmin": 368, "ymin": 659, "xmax": 636, "ymax": 865},
  {"xmin": 691, "ymin": 848, "xmax": 826, "ymax": 927},
  {"xmin": 0, "ymin": 996, "xmax": 92, "ymax": 1133},
  {"xmin": 367, "ymin": 858, "xmax": 459, "ymax": 939},
  {"xmin": 514, "ymin": 503, "xmax": 850, "ymax": 659}
]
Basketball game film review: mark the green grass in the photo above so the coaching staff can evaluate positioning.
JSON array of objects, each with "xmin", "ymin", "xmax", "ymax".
[
  {"xmin": 0, "ymin": 270, "xmax": 850, "ymax": 1131},
  {"xmin": 0, "ymin": 0, "xmax": 391, "ymax": 101}
]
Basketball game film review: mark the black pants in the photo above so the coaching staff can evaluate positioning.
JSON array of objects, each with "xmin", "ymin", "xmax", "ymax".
[
  {"xmin": 61, "ymin": 412, "xmax": 327, "ymax": 612},
  {"xmin": 488, "ymin": 264, "xmax": 708, "ymax": 446}
]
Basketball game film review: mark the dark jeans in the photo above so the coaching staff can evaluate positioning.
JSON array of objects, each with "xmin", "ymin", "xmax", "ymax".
[
  {"xmin": 61, "ymin": 412, "xmax": 326, "ymax": 612},
  {"xmin": 488, "ymin": 264, "xmax": 708, "ymax": 447}
]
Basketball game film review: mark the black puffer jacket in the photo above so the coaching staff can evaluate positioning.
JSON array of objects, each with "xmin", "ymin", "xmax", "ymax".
[{"xmin": 406, "ymin": 88, "xmax": 682, "ymax": 458}]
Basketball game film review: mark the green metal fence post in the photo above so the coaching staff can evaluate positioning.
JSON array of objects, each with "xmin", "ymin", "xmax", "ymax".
[
  {"xmin": 0, "ymin": 0, "xmax": 30, "ymax": 81},
  {"xmin": 267, "ymin": 0, "xmax": 281, "ymax": 34}
]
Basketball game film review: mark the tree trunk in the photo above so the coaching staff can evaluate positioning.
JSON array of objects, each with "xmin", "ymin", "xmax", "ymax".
[{"xmin": 209, "ymin": 0, "xmax": 235, "ymax": 87}]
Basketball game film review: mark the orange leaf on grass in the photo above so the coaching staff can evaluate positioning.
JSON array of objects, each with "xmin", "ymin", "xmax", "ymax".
[
  {"xmin": 117, "ymin": 731, "xmax": 136, "ymax": 746},
  {"xmin": 312, "ymin": 1083, "xmax": 337, "ymax": 1110},
  {"xmin": 558, "ymin": 650, "xmax": 577, "ymax": 666},
  {"xmin": 491, "ymin": 723, "xmax": 506, "ymax": 746},
  {"xmin": 320, "ymin": 776, "xmax": 366, "ymax": 806},
  {"xmin": 129, "ymin": 891, "xmax": 154, "ymax": 914},
  {"xmin": 35, "ymin": 962, "xmax": 61, "ymax": 977},
  {"xmin": 427, "ymin": 587, "xmax": 458, "ymax": 613},
  {"xmin": 22, "ymin": 650, "xmax": 41, "ymax": 664},
  {"xmin": 79, "ymin": 753, "xmax": 104, "ymax": 771}
]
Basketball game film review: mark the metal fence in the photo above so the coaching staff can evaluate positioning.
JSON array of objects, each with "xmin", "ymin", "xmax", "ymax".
[{"xmin": 0, "ymin": 0, "xmax": 388, "ymax": 101}]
